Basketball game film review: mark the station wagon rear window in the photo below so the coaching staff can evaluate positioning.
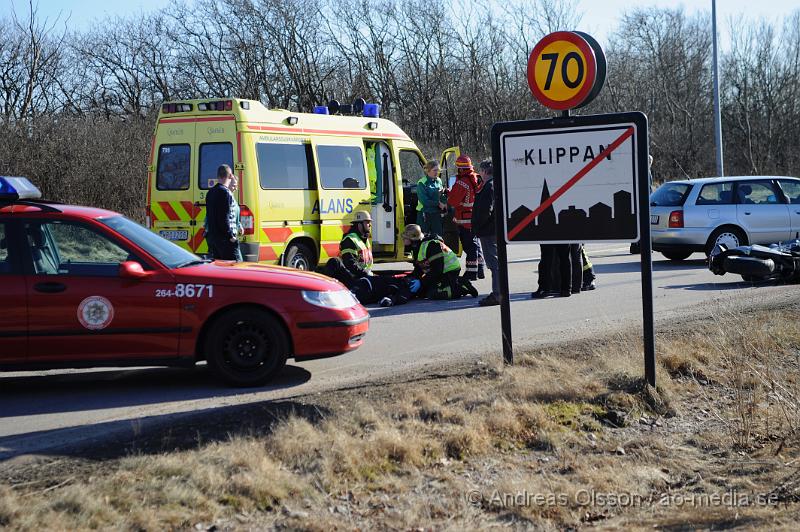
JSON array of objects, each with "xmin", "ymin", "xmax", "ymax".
[
  {"xmin": 317, "ymin": 145, "xmax": 367, "ymax": 190},
  {"xmin": 156, "ymin": 144, "xmax": 190, "ymax": 191},
  {"xmin": 256, "ymin": 143, "xmax": 314, "ymax": 189},
  {"xmin": 651, "ymin": 182, "xmax": 692, "ymax": 207}
]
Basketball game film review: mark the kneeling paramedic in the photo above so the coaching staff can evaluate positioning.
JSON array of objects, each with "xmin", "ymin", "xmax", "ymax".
[
  {"xmin": 401, "ymin": 224, "xmax": 478, "ymax": 300},
  {"xmin": 324, "ymin": 211, "xmax": 411, "ymax": 306}
]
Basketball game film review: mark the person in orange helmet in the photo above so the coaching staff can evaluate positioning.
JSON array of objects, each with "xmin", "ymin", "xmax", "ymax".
[{"xmin": 447, "ymin": 154, "xmax": 485, "ymax": 280}]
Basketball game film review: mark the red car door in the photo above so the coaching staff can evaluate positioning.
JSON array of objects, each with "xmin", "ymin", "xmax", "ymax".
[
  {"xmin": 0, "ymin": 220, "xmax": 27, "ymax": 363},
  {"xmin": 23, "ymin": 219, "xmax": 182, "ymax": 363}
]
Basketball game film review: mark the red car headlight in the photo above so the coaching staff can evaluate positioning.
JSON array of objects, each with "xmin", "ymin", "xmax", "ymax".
[{"xmin": 301, "ymin": 290, "xmax": 359, "ymax": 309}]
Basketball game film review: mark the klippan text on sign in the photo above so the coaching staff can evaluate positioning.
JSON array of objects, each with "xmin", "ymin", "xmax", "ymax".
[{"xmin": 501, "ymin": 119, "xmax": 644, "ymax": 244}]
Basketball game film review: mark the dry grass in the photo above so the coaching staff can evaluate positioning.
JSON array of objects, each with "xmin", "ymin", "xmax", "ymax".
[{"xmin": 2, "ymin": 303, "xmax": 800, "ymax": 529}]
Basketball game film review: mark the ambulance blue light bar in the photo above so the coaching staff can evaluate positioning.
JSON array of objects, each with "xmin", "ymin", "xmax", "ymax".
[
  {"xmin": 313, "ymin": 106, "xmax": 329, "ymax": 114},
  {"xmin": 0, "ymin": 176, "xmax": 42, "ymax": 200},
  {"xmin": 363, "ymin": 103, "xmax": 380, "ymax": 118}
]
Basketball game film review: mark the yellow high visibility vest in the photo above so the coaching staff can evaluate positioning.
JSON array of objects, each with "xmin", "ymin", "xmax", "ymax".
[
  {"xmin": 417, "ymin": 237, "xmax": 459, "ymax": 274},
  {"xmin": 340, "ymin": 232, "xmax": 373, "ymax": 271}
]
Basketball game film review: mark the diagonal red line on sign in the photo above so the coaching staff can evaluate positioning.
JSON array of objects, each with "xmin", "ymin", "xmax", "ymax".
[{"xmin": 507, "ymin": 127, "xmax": 634, "ymax": 241}]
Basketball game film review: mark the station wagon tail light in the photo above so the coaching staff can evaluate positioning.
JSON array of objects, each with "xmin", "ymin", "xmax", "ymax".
[
  {"xmin": 302, "ymin": 290, "xmax": 359, "ymax": 309},
  {"xmin": 668, "ymin": 210, "xmax": 684, "ymax": 228},
  {"xmin": 240, "ymin": 205, "xmax": 255, "ymax": 235}
]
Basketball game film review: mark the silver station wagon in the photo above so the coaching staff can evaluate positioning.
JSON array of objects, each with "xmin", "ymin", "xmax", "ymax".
[{"xmin": 650, "ymin": 176, "xmax": 800, "ymax": 261}]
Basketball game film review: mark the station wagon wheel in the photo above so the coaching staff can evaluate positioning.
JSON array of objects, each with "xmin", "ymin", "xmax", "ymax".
[
  {"xmin": 706, "ymin": 226, "xmax": 747, "ymax": 256},
  {"xmin": 206, "ymin": 308, "xmax": 288, "ymax": 387},
  {"xmin": 284, "ymin": 242, "xmax": 316, "ymax": 270}
]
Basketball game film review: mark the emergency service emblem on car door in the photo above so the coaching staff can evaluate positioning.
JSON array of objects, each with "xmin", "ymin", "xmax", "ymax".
[{"xmin": 77, "ymin": 296, "xmax": 115, "ymax": 330}]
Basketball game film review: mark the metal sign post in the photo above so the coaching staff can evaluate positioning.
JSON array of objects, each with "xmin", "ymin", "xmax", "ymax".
[
  {"xmin": 493, "ymin": 140, "xmax": 514, "ymax": 365},
  {"xmin": 493, "ymin": 30, "xmax": 656, "ymax": 387},
  {"xmin": 492, "ymin": 112, "xmax": 654, "ymax": 385}
]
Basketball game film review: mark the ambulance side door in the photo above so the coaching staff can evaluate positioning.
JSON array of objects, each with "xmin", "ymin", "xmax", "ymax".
[
  {"xmin": 194, "ymin": 117, "xmax": 236, "ymax": 256},
  {"xmin": 398, "ymin": 149, "xmax": 427, "ymax": 229},
  {"xmin": 314, "ymin": 142, "xmax": 371, "ymax": 261},
  {"xmin": 439, "ymin": 146, "xmax": 461, "ymax": 191},
  {"xmin": 368, "ymin": 141, "xmax": 397, "ymax": 247},
  {"xmin": 150, "ymin": 122, "xmax": 195, "ymax": 253}
]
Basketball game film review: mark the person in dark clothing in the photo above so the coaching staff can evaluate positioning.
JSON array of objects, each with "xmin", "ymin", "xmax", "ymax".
[
  {"xmin": 402, "ymin": 224, "xmax": 477, "ymax": 300},
  {"xmin": 352, "ymin": 275, "xmax": 414, "ymax": 307},
  {"xmin": 205, "ymin": 164, "xmax": 242, "ymax": 261},
  {"xmin": 472, "ymin": 158, "xmax": 500, "ymax": 306},
  {"xmin": 566, "ymin": 243, "xmax": 583, "ymax": 294},
  {"xmin": 531, "ymin": 244, "xmax": 576, "ymax": 298},
  {"xmin": 324, "ymin": 256, "xmax": 413, "ymax": 307},
  {"xmin": 531, "ymin": 244, "xmax": 558, "ymax": 298}
]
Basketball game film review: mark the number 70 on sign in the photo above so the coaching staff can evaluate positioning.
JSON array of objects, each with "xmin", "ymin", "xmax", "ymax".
[{"xmin": 527, "ymin": 31, "xmax": 606, "ymax": 111}]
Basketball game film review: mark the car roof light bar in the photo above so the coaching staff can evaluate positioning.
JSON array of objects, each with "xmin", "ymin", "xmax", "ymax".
[{"xmin": 0, "ymin": 176, "xmax": 42, "ymax": 201}]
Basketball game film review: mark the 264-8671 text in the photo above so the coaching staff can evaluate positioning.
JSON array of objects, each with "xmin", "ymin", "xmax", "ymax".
[{"xmin": 155, "ymin": 284, "xmax": 214, "ymax": 298}]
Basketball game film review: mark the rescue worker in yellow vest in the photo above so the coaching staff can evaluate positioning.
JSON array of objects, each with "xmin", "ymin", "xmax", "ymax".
[
  {"xmin": 402, "ymin": 224, "xmax": 478, "ymax": 300},
  {"xmin": 340, "ymin": 210, "xmax": 374, "ymax": 278}
]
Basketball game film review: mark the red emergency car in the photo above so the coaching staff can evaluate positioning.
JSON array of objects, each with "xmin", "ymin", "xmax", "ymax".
[{"xmin": 0, "ymin": 177, "xmax": 369, "ymax": 386}]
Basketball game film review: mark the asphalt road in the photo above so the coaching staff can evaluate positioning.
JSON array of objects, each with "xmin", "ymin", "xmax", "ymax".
[{"xmin": 0, "ymin": 244, "xmax": 790, "ymax": 461}]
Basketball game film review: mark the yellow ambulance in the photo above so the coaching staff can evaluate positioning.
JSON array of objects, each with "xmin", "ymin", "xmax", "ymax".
[{"xmin": 146, "ymin": 98, "xmax": 458, "ymax": 269}]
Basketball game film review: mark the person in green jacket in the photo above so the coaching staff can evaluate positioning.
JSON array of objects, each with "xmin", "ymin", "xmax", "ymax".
[
  {"xmin": 402, "ymin": 224, "xmax": 478, "ymax": 300},
  {"xmin": 416, "ymin": 161, "xmax": 445, "ymax": 237}
]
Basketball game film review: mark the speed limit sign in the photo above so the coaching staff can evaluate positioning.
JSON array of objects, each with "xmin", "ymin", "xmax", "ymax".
[{"xmin": 527, "ymin": 31, "xmax": 606, "ymax": 111}]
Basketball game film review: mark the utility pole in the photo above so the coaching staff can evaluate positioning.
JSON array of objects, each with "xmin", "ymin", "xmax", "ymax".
[{"xmin": 712, "ymin": 0, "xmax": 724, "ymax": 176}]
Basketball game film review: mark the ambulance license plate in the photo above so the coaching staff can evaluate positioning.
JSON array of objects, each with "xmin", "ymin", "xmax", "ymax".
[
  {"xmin": 159, "ymin": 230, "xmax": 189, "ymax": 241},
  {"xmin": 650, "ymin": 215, "xmax": 659, "ymax": 224}
]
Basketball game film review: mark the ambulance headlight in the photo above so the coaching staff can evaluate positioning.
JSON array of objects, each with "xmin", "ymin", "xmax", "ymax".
[
  {"xmin": 0, "ymin": 177, "xmax": 42, "ymax": 200},
  {"xmin": 301, "ymin": 289, "xmax": 359, "ymax": 309}
]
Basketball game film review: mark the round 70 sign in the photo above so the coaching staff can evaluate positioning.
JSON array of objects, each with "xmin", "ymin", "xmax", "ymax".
[{"xmin": 527, "ymin": 31, "xmax": 606, "ymax": 111}]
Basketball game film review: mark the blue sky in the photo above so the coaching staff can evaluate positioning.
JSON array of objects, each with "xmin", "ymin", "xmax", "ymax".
[{"xmin": 3, "ymin": 0, "xmax": 797, "ymax": 49}]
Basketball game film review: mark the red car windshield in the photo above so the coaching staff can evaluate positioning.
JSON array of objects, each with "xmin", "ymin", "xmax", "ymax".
[{"xmin": 99, "ymin": 216, "xmax": 203, "ymax": 269}]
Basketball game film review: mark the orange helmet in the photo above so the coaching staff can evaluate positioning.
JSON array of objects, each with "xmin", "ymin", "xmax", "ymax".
[{"xmin": 455, "ymin": 155, "xmax": 473, "ymax": 170}]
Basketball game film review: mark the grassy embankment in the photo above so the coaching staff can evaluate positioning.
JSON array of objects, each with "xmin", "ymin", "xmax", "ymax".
[{"xmin": 2, "ymin": 302, "xmax": 800, "ymax": 529}]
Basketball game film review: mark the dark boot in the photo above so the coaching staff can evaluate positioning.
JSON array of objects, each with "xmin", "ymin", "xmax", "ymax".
[{"xmin": 459, "ymin": 277, "xmax": 479, "ymax": 297}]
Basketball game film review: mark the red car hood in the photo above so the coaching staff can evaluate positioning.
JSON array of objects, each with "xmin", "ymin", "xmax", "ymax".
[{"xmin": 175, "ymin": 261, "xmax": 346, "ymax": 291}]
